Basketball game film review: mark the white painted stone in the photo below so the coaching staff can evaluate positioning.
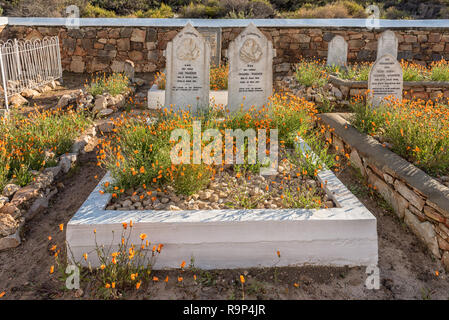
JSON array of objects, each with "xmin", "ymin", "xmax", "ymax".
[
  {"xmin": 165, "ymin": 23, "xmax": 210, "ymax": 113},
  {"xmin": 368, "ymin": 54, "xmax": 403, "ymax": 107},
  {"xmin": 67, "ymin": 139, "xmax": 378, "ymax": 269},
  {"xmin": 327, "ymin": 35, "xmax": 348, "ymax": 67},
  {"xmin": 227, "ymin": 23, "xmax": 275, "ymax": 111},
  {"xmin": 377, "ymin": 30, "xmax": 398, "ymax": 60}
]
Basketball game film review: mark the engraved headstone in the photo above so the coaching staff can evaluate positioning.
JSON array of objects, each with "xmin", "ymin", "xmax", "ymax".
[
  {"xmin": 227, "ymin": 23, "xmax": 275, "ymax": 111},
  {"xmin": 198, "ymin": 27, "xmax": 222, "ymax": 67},
  {"xmin": 327, "ymin": 35, "xmax": 348, "ymax": 67},
  {"xmin": 377, "ymin": 30, "xmax": 398, "ymax": 60},
  {"xmin": 368, "ymin": 54, "xmax": 403, "ymax": 107},
  {"xmin": 165, "ymin": 23, "xmax": 210, "ymax": 112}
]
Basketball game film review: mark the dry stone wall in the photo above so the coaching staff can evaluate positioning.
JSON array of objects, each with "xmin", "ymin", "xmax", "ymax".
[{"xmin": 3, "ymin": 23, "xmax": 449, "ymax": 80}]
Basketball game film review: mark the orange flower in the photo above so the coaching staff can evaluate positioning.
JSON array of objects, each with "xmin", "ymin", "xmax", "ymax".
[
  {"xmin": 136, "ymin": 281, "xmax": 141, "ymax": 289},
  {"xmin": 139, "ymin": 233, "xmax": 147, "ymax": 241},
  {"xmin": 0, "ymin": 291, "xmax": 5, "ymax": 298},
  {"xmin": 294, "ymin": 283, "xmax": 300, "ymax": 288},
  {"xmin": 164, "ymin": 276, "xmax": 169, "ymax": 282},
  {"xmin": 111, "ymin": 282, "xmax": 116, "ymax": 289},
  {"xmin": 100, "ymin": 264, "xmax": 106, "ymax": 270},
  {"xmin": 105, "ymin": 283, "xmax": 111, "ymax": 289},
  {"xmin": 276, "ymin": 250, "xmax": 281, "ymax": 258},
  {"xmin": 122, "ymin": 222, "xmax": 127, "ymax": 229},
  {"xmin": 153, "ymin": 276, "xmax": 159, "ymax": 282},
  {"xmin": 59, "ymin": 224, "xmax": 64, "ymax": 231},
  {"xmin": 50, "ymin": 265, "xmax": 54, "ymax": 274},
  {"xmin": 240, "ymin": 275, "xmax": 245, "ymax": 284},
  {"xmin": 178, "ymin": 276, "xmax": 183, "ymax": 282},
  {"xmin": 180, "ymin": 260, "xmax": 186, "ymax": 269}
]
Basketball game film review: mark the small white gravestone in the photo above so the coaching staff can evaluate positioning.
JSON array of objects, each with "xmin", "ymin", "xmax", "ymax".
[
  {"xmin": 227, "ymin": 23, "xmax": 275, "ymax": 111},
  {"xmin": 368, "ymin": 54, "xmax": 403, "ymax": 107},
  {"xmin": 377, "ymin": 30, "xmax": 398, "ymax": 60},
  {"xmin": 327, "ymin": 35, "xmax": 348, "ymax": 67},
  {"xmin": 165, "ymin": 23, "xmax": 210, "ymax": 112}
]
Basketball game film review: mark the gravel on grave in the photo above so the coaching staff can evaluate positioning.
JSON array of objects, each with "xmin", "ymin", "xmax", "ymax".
[{"xmin": 106, "ymin": 154, "xmax": 336, "ymax": 211}]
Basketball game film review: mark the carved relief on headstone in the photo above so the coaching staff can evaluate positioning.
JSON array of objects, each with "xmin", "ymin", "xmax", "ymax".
[
  {"xmin": 227, "ymin": 23, "xmax": 275, "ymax": 111},
  {"xmin": 327, "ymin": 35, "xmax": 348, "ymax": 67},
  {"xmin": 377, "ymin": 30, "xmax": 398, "ymax": 60},
  {"xmin": 368, "ymin": 54, "xmax": 403, "ymax": 107},
  {"xmin": 165, "ymin": 23, "xmax": 210, "ymax": 112}
]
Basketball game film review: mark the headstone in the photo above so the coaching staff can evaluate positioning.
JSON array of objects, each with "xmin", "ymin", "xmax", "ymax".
[
  {"xmin": 377, "ymin": 30, "xmax": 398, "ymax": 60},
  {"xmin": 368, "ymin": 54, "xmax": 403, "ymax": 107},
  {"xmin": 165, "ymin": 23, "xmax": 210, "ymax": 112},
  {"xmin": 327, "ymin": 35, "xmax": 348, "ymax": 67},
  {"xmin": 198, "ymin": 27, "xmax": 222, "ymax": 67},
  {"xmin": 227, "ymin": 23, "xmax": 275, "ymax": 111},
  {"xmin": 124, "ymin": 60, "xmax": 135, "ymax": 82}
]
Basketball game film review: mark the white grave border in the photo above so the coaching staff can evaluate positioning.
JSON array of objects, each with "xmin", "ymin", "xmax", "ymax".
[{"xmin": 67, "ymin": 137, "xmax": 378, "ymax": 269}]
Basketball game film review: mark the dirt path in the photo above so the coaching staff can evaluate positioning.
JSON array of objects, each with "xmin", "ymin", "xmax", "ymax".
[{"xmin": 0, "ymin": 151, "xmax": 448, "ymax": 300}]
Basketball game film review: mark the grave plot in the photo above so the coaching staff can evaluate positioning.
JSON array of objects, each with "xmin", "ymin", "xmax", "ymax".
[{"xmin": 67, "ymin": 92, "xmax": 378, "ymax": 269}]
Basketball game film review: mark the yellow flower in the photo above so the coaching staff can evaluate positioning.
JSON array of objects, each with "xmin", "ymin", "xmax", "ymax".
[
  {"xmin": 50, "ymin": 265, "xmax": 54, "ymax": 274},
  {"xmin": 136, "ymin": 281, "xmax": 141, "ymax": 290},
  {"xmin": 240, "ymin": 275, "xmax": 245, "ymax": 284},
  {"xmin": 59, "ymin": 224, "xmax": 64, "ymax": 231},
  {"xmin": 100, "ymin": 264, "xmax": 106, "ymax": 270},
  {"xmin": 139, "ymin": 233, "xmax": 147, "ymax": 241}
]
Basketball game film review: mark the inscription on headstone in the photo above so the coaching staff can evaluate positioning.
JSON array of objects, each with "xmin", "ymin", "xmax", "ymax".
[
  {"xmin": 198, "ymin": 27, "xmax": 222, "ymax": 67},
  {"xmin": 368, "ymin": 54, "xmax": 403, "ymax": 107},
  {"xmin": 377, "ymin": 30, "xmax": 398, "ymax": 60},
  {"xmin": 227, "ymin": 23, "xmax": 275, "ymax": 111},
  {"xmin": 165, "ymin": 23, "xmax": 210, "ymax": 112},
  {"xmin": 327, "ymin": 35, "xmax": 348, "ymax": 67}
]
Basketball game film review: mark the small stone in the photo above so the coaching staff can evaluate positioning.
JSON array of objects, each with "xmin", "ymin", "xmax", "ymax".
[
  {"xmin": 210, "ymin": 194, "xmax": 219, "ymax": 202},
  {"xmin": 56, "ymin": 94, "xmax": 72, "ymax": 109},
  {"xmin": 199, "ymin": 191, "xmax": 211, "ymax": 201},
  {"xmin": 0, "ymin": 213, "xmax": 18, "ymax": 237},
  {"xmin": 160, "ymin": 197, "xmax": 170, "ymax": 204},
  {"xmin": 130, "ymin": 194, "xmax": 140, "ymax": 203},
  {"xmin": 93, "ymin": 95, "xmax": 108, "ymax": 113},
  {"xmin": 325, "ymin": 200, "xmax": 334, "ymax": 208},
  {"xmin": 169, "ymin": 205, "xmax": 181, "ymax": 211},
  {"xmin": 122, "ymin": 199, "xmax": 132, "ymax": 207}
]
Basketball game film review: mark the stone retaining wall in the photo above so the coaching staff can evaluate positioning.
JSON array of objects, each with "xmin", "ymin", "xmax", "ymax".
[
  {"xmin": 328, "ymin": 75, "xmax": 449, "ymax": 100},
  {"xmin": 319, "ymin": 113, "xmax": 449, "ymax": 270},
  {"xmin": 3, "ymin": 19, "xmax": 449, "ymax": 79}
]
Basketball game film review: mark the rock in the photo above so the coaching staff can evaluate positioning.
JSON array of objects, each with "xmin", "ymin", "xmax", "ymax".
[
  {"xmin": 3, "ymin": 184, "xmax": 20, "ymax": 197},
  {"xmin": 24, "ymin": 196, "xmax": 48, "ymax": 221},
  {"xmin": 11, "ymin": 185, "xmax": 39, "ymax": 203},
  {"xmin": 124, "ymin": 60, "xmax": 135, "ymax": 81},
  {"xmin": 160, "ymin": 197, "xmax": 170, "ymax": 204},
  {"xmin": 0, "ymin": 230, "xmax": 21, "ymax": 251},
  {"xmin": 97, "ymin": 120, "xmax": 115, "ymax": 133},
  {"xmin": 60, "ymin": 153, "xmax": 77, "ymax": 173},
  {"xmin": 169, "ymin": 205, "xmax": 181, "ymax": 211},
  {"xmin": 133, "ymin": 77, "xmax": 146, "ymax": 86},
  {"xmin": 0, "ymin": 203, "xmax": 20, "ymax": 218},
  {"xmin": 130, "ymin": 194, "xmax": 140, "ymax": 203},
  {"xmin": 93, "ymin": 95, "xmax": 108, "ymax": 113},
  {"xmin": 442, "ymin": 251, "xmax": 449, "ymax": 272},
  {"xmin": 21, "ymin": 88, "xmax": 40, "ymax": 99},
  {"xmin": 404, "ymin": 209, "xmax": 441, "ymax": 258},
  {"xmin": 331, "ymin": 87, "xmax": 343, "ymax": 99},
  {"xmin": 210, "ymin": 194, "xmax": 219, "ymax": 203},
  {"xmin": 122, "ymin": 200, "xmax": 132, "ymax": 207},
  {"xmin": 56, "ymin": 94, "xmax": 73, "ymax": 109},
  {"xmin": 10, "ymin": 94, "xmax": 28, "ymax": 107},
  {"xmin": 97, "ymin": 108, "xmax": 114, "ymax": 118},
  {"xmin": 0, "ymin": 213, "xmax": 18, "ymax": 236},
  {"xmin": 325, "ymin": 200, "xmax": 334, "ymax": 208},
  {"xmin": 109, "ymin": 94, "xmax": 125, "ymax": 108},
  {"xmin": 0, "ymin": 196, "xmax": 8, "ymax": 209},
  {"xmin": 199, "ymin": 191, "xmax": 211, "ymax": 201},
  {"xmin": 441, "ymin": 176, "xmax": 449, "ymax": 182}
]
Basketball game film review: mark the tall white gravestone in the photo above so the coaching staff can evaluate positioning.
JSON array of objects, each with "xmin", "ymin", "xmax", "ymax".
[
  {"xmin": 368, "ymin": 54, "xmax": 403, "ymax": 107},
  {"xmin": 227, "ymin": 23, "xmax": 275, "ymax": 111},
  {"xmin": 165, "ymin": 23, "xmax": 210, "ymax": 112},
  {"xmin": 377, "ymin": 30, "xmax": 398, "ymax": 60},
  {"xmin": 327, "ymin": 35, "xmax": 348, "ymax": 67}
]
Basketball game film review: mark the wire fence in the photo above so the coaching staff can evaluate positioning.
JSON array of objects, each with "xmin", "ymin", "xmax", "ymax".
[{"xmin": 0, "ymin": 36, "xmax": 62, "ymax": 111}]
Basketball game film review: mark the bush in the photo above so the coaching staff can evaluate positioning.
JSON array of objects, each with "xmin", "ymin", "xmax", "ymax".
[
  {"xmin": 180, "ymin": 0, "xmax": 224, "ymax": 18},
  {"xmin": 0, "ymin": 109, "xmax": 91, "ymax": 190},
  {"xmin": 285, "ymin": 0, "xmax": 367, "ymax": 19},
  {"xmin": 132, "ymin": 4, "xmax": 174, "ymax": 18},
  {"xmin": 90, "ymin": 0, "xmax": 149, "ymax": 15},
  {"xmin": 295, "ymin": 60, "xmax": 328, "ymax": 87},
  {"xmin": 82, "ymin": 3, "xmax": 117, "ymax": 17},
  {"xmin": 430, "ymin": 59, "xmax": 449, "ymax": 82}
]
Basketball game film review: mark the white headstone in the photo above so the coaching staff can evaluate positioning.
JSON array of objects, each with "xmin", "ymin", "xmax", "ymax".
[
  {"xmin": 377, "ymin": 30, "xmax": 398, "ymax": 60},
  {"xmin": 227, "ymin": 23, "xmax": 275, "ymax": 111},
  {"xmin": 165, "ymin": 23, "xmax": 210, "ymax": 112},
  {"xmin": 327, "ymin": 35, "xmax": 348, "ymax": 67},
  {"xmin": 368, "ymin": 54, "xmax": 403, "ymax": 107}
]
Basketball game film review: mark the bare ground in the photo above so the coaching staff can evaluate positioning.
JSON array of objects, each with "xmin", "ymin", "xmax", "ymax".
[{"xmin": 0, "ymin": 150, "xmax": 448, "ymax": 300}]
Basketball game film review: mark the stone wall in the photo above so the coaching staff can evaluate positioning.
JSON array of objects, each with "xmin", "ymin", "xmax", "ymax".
[
  {"xmin": 3, "ymin": 22, "xmax": 449, "ymax": 79},
  {"xmin": 319, "ymin": 113, "xmax": 449, "ymax": 270}
]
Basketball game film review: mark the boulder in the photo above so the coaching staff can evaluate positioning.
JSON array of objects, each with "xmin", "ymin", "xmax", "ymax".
[{"xmin": 3, "ymin": 184, "xmax": 20, "ymax": 197}]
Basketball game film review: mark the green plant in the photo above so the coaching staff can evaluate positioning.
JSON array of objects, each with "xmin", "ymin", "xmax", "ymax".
[
  {"xmin": 172, "ymin": 163, "xmax": 212, "ymax": 195},
  {"xmin": 87, "ymin": 73, "xmax": 129, "ymax": 96},
  {"xmin": 430, "ymin": 60, "xmax": 449, "ymax": 82},
  {"xmin": 295, "ymin": 60, "xmax": 328, "ymax": 87},
  {"xmin": 132, "ymin": 4, "xmax": 174, "ymax": 18},
  {"xmin": 82, "ymin": 3, "xmax": 117, "ymax": 17}
]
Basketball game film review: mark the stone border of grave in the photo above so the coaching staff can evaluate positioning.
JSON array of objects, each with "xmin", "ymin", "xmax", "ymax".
[
  {"xmin": 0, "ymin": 125, "xmax": 98, "ymax": 251},
  {"xmin": 327, "ymin": 74, "xmax": 449, "ymax": 101},
  {"xmin": 66, "ymin": 138, "xmax": 378, "ymax": 269},
  {"xmin": 318, "ymin": 113, "xmax": 449, "ymax": 270}
]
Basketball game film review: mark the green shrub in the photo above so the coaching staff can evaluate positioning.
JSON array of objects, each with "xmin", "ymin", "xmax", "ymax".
[
  {"xmin": 82, "ymin": 3, "xmax": 117, "ymax": 17},
  {"xmin": 132, "ymin": 4, "xmax": 175, "ymax": 18},
  {"xmin": 430, "ymin": 60, "xmax": 449, "ymax": 82},
  {"xmin": 87, "ymin": 73, "xmax": 129, "ymax": 97},
  {"xmin": 295, "ymin": 60, "xmax": 328, "ymax": 87}
]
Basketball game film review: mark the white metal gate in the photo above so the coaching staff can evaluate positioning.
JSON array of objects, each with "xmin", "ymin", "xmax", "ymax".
[{"xmin": 0, "ymin": 36, "xmax": 62, "ymax": 111}]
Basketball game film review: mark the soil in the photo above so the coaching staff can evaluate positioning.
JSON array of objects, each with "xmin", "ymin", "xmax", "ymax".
[{"xmin": 0, "ymin": 147, "xmax": 448, "ymax": 300}]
